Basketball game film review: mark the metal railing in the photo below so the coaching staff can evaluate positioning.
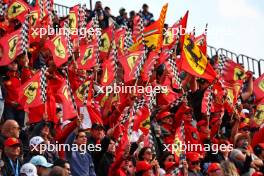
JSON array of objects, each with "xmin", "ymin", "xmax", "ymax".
[{"xmin": 53, "ymin": 3, "xmax": 264, "ymax": 78}]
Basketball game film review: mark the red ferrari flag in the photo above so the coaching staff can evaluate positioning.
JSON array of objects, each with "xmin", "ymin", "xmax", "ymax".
[
  {"xmin": 76, "ymin": 42, "xmax": 97, "ymax": 70},
  {"xmin": 131, "ymin": 3, "xmax": 168, "ymax": 51},
  {"xmin": 181, "ymin": 34, "xmax": 217, "ymax": 81},
  {"xmin": 56, "ymin": 80, "xmax": 77, "ymax": 120},
  {"xmin": 99, "ymin": 25, "xmax": 114, "ymax": 60},
  {"xmin": 133, "ymin": 105, "xmax": 150, "ymax": 135},
  {"xmin": 194, "ymin": 33, "xmax": 207, "ymax": 56},
  {"xmin": 254, "ymin": 101, "xmax": 264, "ymax": 126},
  {"xmin": 141, "ymin": 51, "xmax": 158, "ymax": 82},
  {"xmin": 74, "ymin": 80, "xmax": 91, "ymax": 107},
  {"xmin": 19, "ymin": 71, "xmax": 43, "ymax": 108},
  {"xmin": 45, "ymin": 34, "xmax": 70, "ymax": 67},
  {"xmin": 101, "ymin": 52, "xmax": 115, "ymax": 86},
  {"xmin": 119, "ymin": 51, "xmax": 144, "ymax": 82},
  {"xmin": 253, "ymin": 73, "xmax": 264, "ymax": 103},
  {"xmin": 222, "ymin": 60, "xmax": 246, "ymax": 83},
  {"xmin": 0, "ymin": 28, "xmax": 22, "ymax": 66},
  {"xmin": 7, "ymin": 0, "xmax": 30, "ymax": 22},
  {"xmin": 68, "ymin": 4, "xmax": 80, "ymax": 38},
  {"xmin": 114, "ymin": 27, "xmax": 126, "ymax": 56}
]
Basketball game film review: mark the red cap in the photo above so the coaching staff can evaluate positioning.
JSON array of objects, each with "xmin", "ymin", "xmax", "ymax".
[
  {"xmin": 186, "ymin": 152, "xmax": 200, "ymax": 162},
  {"xmin": 136, "ymin": 161, "xmax": 152, "ymax": 172},
  {"xmin": 239, "ymin": 122, "xmax": 249, "ymax": 129},
  {"xmin": 4, "ymin": 137, "xmax": 20, "ymax": 147},
  {"xmin": 197, "ymin": 120, "xmax": 207, "ymax": 127},
  {"xmin": 156, "ymin": 111, "xmax": 172, "ymax": 121},
  {"xmin": 164, "ymin": 162, "xmax": 177, "ymax": 170},
  {"xmin": 252, "ymin": 172, "xmax": 263, "ymax": 176},
  {"xmin": 207, "ymin": 163, "xmax": 221, "ymax": 173},
  {"xmin": 258, "ymin": 143, "xmax": 264, "ymax": 149}
]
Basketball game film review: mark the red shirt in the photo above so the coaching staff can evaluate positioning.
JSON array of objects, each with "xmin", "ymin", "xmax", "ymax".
[{"xmin": 4, "ymin": 71, "xmax": 21, "ymax": 107}]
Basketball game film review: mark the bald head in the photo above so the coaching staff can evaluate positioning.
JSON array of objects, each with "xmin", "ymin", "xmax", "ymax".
[{"xmin": 1, "ymin": 120, "xmax": 20, "ymax": 138}]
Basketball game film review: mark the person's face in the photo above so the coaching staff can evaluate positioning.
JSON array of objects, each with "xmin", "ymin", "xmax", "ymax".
[
  {"xmin": 41, "ymin": 126, "xmax": 50, "ymax": 137},
  {"xmin": 208, "ymin": 169, "xmax": 224, "ymax": 176},
  {"xmin": 164, "ymin": 155, "xmax": 175, "ymax": 165},
  {"xmin": 188, "ymin": 160, "xmax": 201, "ymax": 172},
  {"xmin": 143, "ymin": 6, "xmax": 148, "ymax": 12},
  {"xmin": 8, "ymin": 62, "xmax": 18, "ymax": 71},
  {"xmin": 143, "ymin": 148, "xmax": 153, "ymax": 161},
  {"xmin": 239, "ymin": 127, "xmax": 250, "ymax": 135},
  {"xmin": 38, "ymin": 166, "xmax": 50, "ymax": 176},
  {"xmin": 107, "ymin": 140, "xmax": 116, "ymax": 153},
  {"xmin": 9, "ymin": 122, "xmax": 20, "ymax": 138},
  {"xmin": 162, "ymin": 116, "xmax": 173, "ymax": 125},
  {"xmin": 64, "ymin": 163, "xmax": 71, "ymax": 176},
  {"xmin": 92, "ymin": 128, "xmax": 105, "ymax": 140},
  {"xmin": 142, "ymin": 170, "xmax": 153, "ymax": 176},
  {"xmin": 76, "ymin": 132, "xmax": 87, "ymax": 145},
  {"xmin": 237, "ymin": 138, "xmax": 249, "ymax": 148},
  {"xmin": 183, "ymin": 111, "xmax": 192, "ymax": 121},
  {"xmin": 95, "ymin": 2, "xmax": 102, "ymax": 9},
  {"xmin": 5, "ymin": 145, "xmax": 21, "ymax": 158}
]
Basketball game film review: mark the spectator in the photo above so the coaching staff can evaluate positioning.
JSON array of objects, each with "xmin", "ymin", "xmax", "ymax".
[
  {"xmin": 30, "ymin": 155, "xmax": 53, "ymax": 176},
  {"xmin": 220, "ymin": 161, "xmax": 240, "ymax": 176},
  {"xmin": 207, "ymin": 163, "xmax": 224, "ymax": 176},
  {"xmin": 186, "ymin": 152, "xmax": 203, "ymax": 176},
  {"xmin": 53, "ymin": 159, "xmax": 71, "ymax": 176},
  {"xmin": 20, "ymin": 163, "xmax": 38, "ymax": 176},
  {"xmin": 140, "ymin": 4, "xmax": 154, "ymax": 26},
  {"xmin": 2, "ymin": 137, "xmax": 23, "ymax": 176},
  {"xmin": 48, "ymin": 166, "xmax": 67, "ymax": 176},
  {"xmin": 116, "ymin": 8, "xmax": 128, "ymax": 26},
  {"xmin": 0, "ymin": 120, "xmax": 20, "ymax": 149},
  {"xmin": 65, "ymin": 128, "xmax": 96, "ymax": 176}
]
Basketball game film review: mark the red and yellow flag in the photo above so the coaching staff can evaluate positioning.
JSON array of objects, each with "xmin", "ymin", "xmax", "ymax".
[
  {"xmin": 254, "ymin": 102, "xmax": 264, "ymax": 126},
  {"xmin": 222, "ymin": 60, "xmax": 246, "ymax": 83},
  {"xmin": 253, "ymin": 73, "xmax": 264, "ymax": 103},
  {"xmin": 19, "ymin": 71, "xmax": 43, "ymax": 108},
  {"xmin": 0, "ymin": 28, "xmax": 22, "ymax": 66},
  {"xmin": 45, "ymin": 34, "xmax": 70, "ymax": 67},
  {"xmin": 130, "ymin": 3, "xmax": 168, "ymax": 51},
  {"xmin": 7, "ymin": 0, "xmax": 30, "ymax": 22},
  {"xmin": 181, "ymin": 34, "xmax": 217, "ymax": 81},
  {"xmin": 76, "ymin": 42, "xmax": 97, "ymax": 70}
]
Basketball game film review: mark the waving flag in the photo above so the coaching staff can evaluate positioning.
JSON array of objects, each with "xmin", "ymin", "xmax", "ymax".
[
  {"xmin": 253, "ymin": 73, "xmax": 264, "ymax": 103},
  {"xmin": 19, "ymin": 71, "xmax": 43, "ymax": 108},
  {"xmin": 131, "ymin": 3, "xmax": 168, "ymax": 51},
  {"xmin": 45, "ymin": 34, "xmax": 70, "ymax": 67},
  {"xmin": 114, "ymin": 27, "xmax": 126, "ymax": 56},
  {"xmin": 141, "ymin": 51, "xmax": 158, "ymax": 81},
  {"xmin": 119, "ymin": 51, "xmax": 144, "ymax": 82},
  {"xmin": 222, "ymin": 60, "xmax": 246, "ymax": 83},
  {"xmin": 101, "ymin": 53, "xmax": 115, "ymax": 86},
  {"xmin": 254, "ymin": 101, "xmax": 264, "ymax": 126},
  {"xmin": 76, "ymin": 42, "xmax": 97, "ymax": 70},
  {"xmin": 74, "ymin": 80, "xmax": 91, "ymax": 107},
  {"xmin": 56, "ymin": 80, "xmax": 77, "ymax": 120},
  {"xmin": 181, "ymin": 34, "xmax": 217, "ymax": 81},
  {"xmin": 7, "ymin": 0, "xmax": 29, "ymax": 22},
  {"xmin": 133, "ymin": 105, "xmax": 151, "ymax": 135},
  {"xmin": 0, "ymin": 28, "xmax": 22, "ymax": 66},
  {"xmin": 194, "ymin": 33, "xmax": 207, "ymax": 56},
  {"xmin": 99, "ymin": 26, "xmax": 114, "ymax": 60}
]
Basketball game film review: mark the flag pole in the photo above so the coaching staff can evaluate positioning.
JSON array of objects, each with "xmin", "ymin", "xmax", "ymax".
[{"xmin": 90, "ymin": 0, "xmax": 93, "ymax": 10}]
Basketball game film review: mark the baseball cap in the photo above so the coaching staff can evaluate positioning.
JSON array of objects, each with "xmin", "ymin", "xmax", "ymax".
[
  {"xmin": 207, "ymin": 163, "xmax": 221, "ymax": 173},
  {"xmin": 30, "ymin": 155, "xmax": 53, "ymax": 168},
  {"xmin": 4, "ymin": 137, "xmax": 20, "ymax": 147},
  {"xmin": 20, "ymin": 163, "xmax": 38, "ymax": 176},
  {"xmin": 29, "ymin": 136, "xmax": 45, "ymax": 146}
]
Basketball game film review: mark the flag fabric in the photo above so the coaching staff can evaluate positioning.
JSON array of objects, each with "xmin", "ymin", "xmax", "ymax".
[
  {"xmin": 194, "ymin": 33, "xmax": 207, "ymax": 56},
  {"xmin": 74, "ymin": 80, "xmax": 91, "ymax": 107},
  {"xmin": 0, "ymin": 28, "xmax": 22, "ymax": 66},
  {"xmin": 253, "ymin": 73, "xmax": 264, "ymax": 103},
  {"xmin": 56, "ymin": 80, "xmax": 78, "ymax": 120},
  {"xmin": 44, "ymin": 34, "xmax": 70, "ymax": 67},
  {"xmin": 254, "ymin": 101, "xmax": 264, "ymax": 126},
  {"xmin": 19, "ymin": 71, "xmax": 43, "ymax": 108},
  {"xmin": 222, "ymin": 60, "xmax": 246, "ymax": 83},
  {"xmin": 141, "ymin": 51, "xmax": 158, "ymax": 82},
  {"xmin": 7, "ymin": 0, "xmax": 29, "ymax": 22},
  {"xmin": 131, "ymin": 3, "xmax": 168, "ymax": 51},
  {"xmin": 181, "ymin": 34, "xmax": 217, "ymax": 81},
  {"xmin": 99, "ymin": 25, "xmax": 114, "ymax": 60},
  {"xmin": 76, "ymin": 42, "xmax": 97, "ymax": 70},
  {"xmin": 119, "ymin": 50, "xmax": 145, "ymax": 83},
  {"xmin": 179, "ymin": 11, "xmax": 189, "ymax": 51},
  {"xmin": 114, "ymin": 27, "xmax": 126, "ymax": 56},
  {"xmin": 100, "ymin": 53, "xmax": 115, "ymax": 86},
  {"xmin": 133, "ymin": 105, "xmax": 151, "ymax": 135},
  {"xmin": 68, "ymin": 4, "xmax": 80, "ymax": 38}
]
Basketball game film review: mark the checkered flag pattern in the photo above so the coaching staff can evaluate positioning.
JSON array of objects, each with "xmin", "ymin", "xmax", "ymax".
[
  {"xmin": 45, "ymin": 0, "xmax": 54, "ymax": 25},
  {"xmin": 81, "ymin": 4, "xmax": 87, "ymax": 28},
  {"xmin": 0, "ymin": 1, "xmax": 5, "ymax": 16},
  {"xmin": 134, "ymin": 51, "xmax": 147, "ymax": 79},
  {"xmin": 179, "ymin": 120, "xmax": 186, "ymax": 161},
  {"xmin": 21, "ymin": 14, "xmax": 30, "ymax": 55},
  {"xmin": 167, "ymin": 53, "xmax": 183, "ymax": 90},
  {"xmin": 124, "ymin": 28, "xmax": 134, "ymax": 53},
  {"xmin": 92, "ymin": 15, "xmax": 102, "ymax": 66},
  {"xmin": 218, "ymin": 54, "xmax": 228, "ymax": 75},
  {"xmin": 62, "ymin": 68, "xmax": 79, "ymax": 117},
  {"xmin": 128, "ymin": 98, "xmax": 146, "ymax": 138},
  {"xmin": 170, "ymin": 91, "xmax": 189, "ymax": 108},
  {"xmin": 206, "ymin": 84, "xmax": 214, "ymax": 116},
  {"xmin": 64, "ymin": 19, "xmax": 73, "ymax": 56},
  {"xmin": 139, "ymin": 14, "xmax": 146, "ymax": 48},
  {"xmin": 40, "ymin": 66, "xmax": 48, "ymax": 103},
  {"xmin": 115, "ymin": 107, "xmax": 130, "ymax": 147},
  {"xmin": 39, "ymin": 0, "xmax": 45, "ymax": 19}
]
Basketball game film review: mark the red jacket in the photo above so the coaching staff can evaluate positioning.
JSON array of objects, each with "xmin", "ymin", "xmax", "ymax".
[{"xmin": 4, "ymin": 71, "xmax": 21, "ymax": 107}]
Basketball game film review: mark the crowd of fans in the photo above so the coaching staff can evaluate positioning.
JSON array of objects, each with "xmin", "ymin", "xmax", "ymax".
[{"xmin": 0, "ymin": 0, "xmax": 264, "ymax": 176}]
